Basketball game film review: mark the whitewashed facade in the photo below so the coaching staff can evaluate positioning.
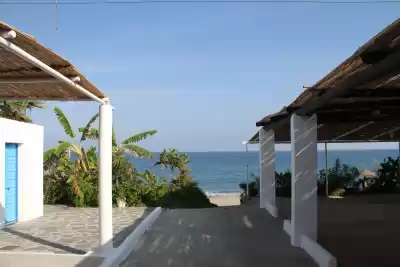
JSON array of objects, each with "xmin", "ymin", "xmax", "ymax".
[{"xmin": 0, "ymin": 118, "xmax": 44, "ymax": 229}]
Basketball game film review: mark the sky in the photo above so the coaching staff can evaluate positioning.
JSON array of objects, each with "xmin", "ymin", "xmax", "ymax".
[{"xmin": 1, "ymin": 1, "xmax": 400, "ymax": 152}]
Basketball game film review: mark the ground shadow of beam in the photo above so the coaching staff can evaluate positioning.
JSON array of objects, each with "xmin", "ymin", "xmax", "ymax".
[{"xmin": 2, "ymin": 228, "xmax": 85, "ymax": 254}]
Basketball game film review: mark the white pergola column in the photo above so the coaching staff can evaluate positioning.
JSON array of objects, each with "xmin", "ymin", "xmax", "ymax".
[
  {"xmin": 290, "ymin": 113, "xmax": 318, "ymax": 246},
  {"xmin": 259, "ymin": 128, "xmax": 277, "ymax": 217},
  {"xmin": 98, "ymin": 99, "xmax": 113, "ymax": 253}
]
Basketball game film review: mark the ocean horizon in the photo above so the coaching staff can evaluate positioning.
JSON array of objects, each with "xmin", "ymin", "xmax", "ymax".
[{"xmin": 131, "ymin": 149, "xmax": 399, "ymax": 195}]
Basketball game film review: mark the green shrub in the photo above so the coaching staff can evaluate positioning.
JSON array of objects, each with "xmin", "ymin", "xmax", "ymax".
[
  {"xmin": 239, "ymin": 173, "xmax": 259, "ymax": 197},
  {"xmin": 276, "ymin": 170, "xmax": 291, "ymax": 197},
  {"xmin": 371, "ymin": 156, "xmax": 400, "ymax": 193},
  {"xmin": 330, "ymin": 188, "xmax": 346, "ymax": 197},
  {"xmin": 158, "ymin": 182, "xmax": 217, "ymax": 209}
]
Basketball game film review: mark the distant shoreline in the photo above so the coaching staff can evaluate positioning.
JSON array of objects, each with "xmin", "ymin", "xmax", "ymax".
[
  {"xmin": 205, "ymin": 192, "xmax": 241, "ymax": 197},
  {"xmin": 209, "ymin": 195, "xmax": 240, "ymax": 207}
]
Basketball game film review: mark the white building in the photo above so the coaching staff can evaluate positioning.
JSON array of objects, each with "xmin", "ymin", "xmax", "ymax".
[
  {"xmin": 0, "ymin": 119, "xmax": 43, "ymax": 228},
  {"xmin": 0, "ymin": 21, "xmax": 114, "ymax": 254},
  {"xmin": 249, "ymin": 19, "xmax": 400, "ymax": 267}
]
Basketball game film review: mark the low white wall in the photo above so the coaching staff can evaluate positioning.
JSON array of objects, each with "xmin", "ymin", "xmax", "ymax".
[
  {"xmin": 282, "ymin": 220, "xmax": 337, "ymax": 267},
  {"xmin": 301, "ymin": 235, "xmax": 337, "ymax": 267},
  {"xmin": 0, "ymin": 118, "xmax": 44, "ymax": 228},
  {"xmin": 97, "ymin": 207, "xmax": 162, "ymax": 267}
]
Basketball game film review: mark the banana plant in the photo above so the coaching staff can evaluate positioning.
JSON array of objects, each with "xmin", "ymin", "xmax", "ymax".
[
  {"xmin": 44, "ymin": 107, "xmax": 99, "ymax": 198},
  {"xmin": 77, "ymin": 123, "xmax": 157, "ymax": 169},
  {"xmin": 44, "ymin": 107, "xmax": 98, "ymax": 162}
]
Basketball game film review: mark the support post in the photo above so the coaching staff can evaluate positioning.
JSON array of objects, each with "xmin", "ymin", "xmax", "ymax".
[
  {"xmin": 290, "ymin": 114, "xmax": 318, "ymax": 246},
  {"xmin": 98, "ymin": 99, "xmax": 113, "ymax": 253},
  {"xmin": 325, "ymin": 142, "xmax": 329, "ymax": 197},
  {"xmin": 245, "ymin": 143, "xmax": 250, "ymax": 200},
  {"xmin": 398, "ymin": 141, "xmax": 400, "ymax": 183},
  {"xmin": 259, "ymin": 128, "xmax": 277, "ymax": 217}
]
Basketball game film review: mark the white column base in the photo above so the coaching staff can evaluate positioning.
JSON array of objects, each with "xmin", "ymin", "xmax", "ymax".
[
  {"xmin": 264, "ymin": 203, "xmax": 278, "ymax": 217},
  {"xmin": 283, "ymin": 220, "xmax": 337, "ymax": 267}
]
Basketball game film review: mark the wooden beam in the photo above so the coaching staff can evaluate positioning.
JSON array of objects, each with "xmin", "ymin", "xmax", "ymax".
[
  {"xmin": 369, "ymin": 126, "xmax": 400, "ymax": 140},
  {"xmin": 317, "ymin": 106, "xmax": 400, "ymax": 114},
  {"xmin": 296, "ymin": 51, "xmax": 400, "ymax": 116},
  {"xmin": 307, "ymin": 87, "xmax": 400, "ymax": 92},
  {"xmin": 319, "ymin": 114, "xmax": 400, "ymax": 124},
  {"xmin": 332, "ymin": 121, "xmax": 375, "ymax": 141},
  {"xmin": 320, "ymin": 99, "xmax": 400, "ymax": 110},
  {"xmin": 342, "ymin": 88, "xmax": 400, "ymax": 98},
  {"xmin": 332, "ymin": 96, "xmax": 400, "ymax": 103},
  {"xmin": 256, "ymin": 110, "xmax": 289, "ymax": 127},
  {"xmin": 0, "ymin": 76, "xmax": 80, "ymax": 84},
  {"xmin": 0, "ymin": 96, "xmax": 91, "ymax": 101}
]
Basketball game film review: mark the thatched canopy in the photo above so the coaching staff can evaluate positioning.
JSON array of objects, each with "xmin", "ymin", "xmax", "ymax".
[
  {"xmin": 251, "ymin": 18, "xmax": 400, "ymax": 144},
  {"xmin": 0, "ymin": 21, "xmax": 105, "ymax": 101}
]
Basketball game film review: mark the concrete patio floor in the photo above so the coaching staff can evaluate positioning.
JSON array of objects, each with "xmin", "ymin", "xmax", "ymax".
[
  {"xmin": 277, "ymin": 195, "xmax": 400, "ymax": 267},
  {"xmin": 122, "ymin": 206, "xmax": 317, "ymax": 267},
  {"xmin": 0, "ymin": 205, "xmax": 153, "ymax": 254}
]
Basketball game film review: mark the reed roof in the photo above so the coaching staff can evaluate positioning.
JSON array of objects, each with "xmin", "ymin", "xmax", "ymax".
[
  {"xmin": 250, "ymin": 19, "xmax": 400, "ymax": 144},
  {"xmin": 0, "ymin": 21, "xmax": 105, "ymax": 101}
]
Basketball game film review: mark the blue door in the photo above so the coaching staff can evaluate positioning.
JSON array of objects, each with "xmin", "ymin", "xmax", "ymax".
[{"xmin": 4, "ymin": 143, "xmax": 18, "ymax": 224}]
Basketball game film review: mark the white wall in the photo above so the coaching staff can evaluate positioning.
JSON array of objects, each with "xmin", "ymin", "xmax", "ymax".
[
  {"xmin": 0, "ymin": 118, "xmax": 44, "ymax": 229},
  {"xmin": 290, "ymin": 114, "xmax": 318, "ymax": 246},
  {"xmin": 259, "ymin": 128, "xmax": 277, "ymax": 217}
]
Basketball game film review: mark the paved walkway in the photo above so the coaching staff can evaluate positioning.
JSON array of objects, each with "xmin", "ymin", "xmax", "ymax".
[
  {"xmin": 0, "ymin": 205, "xmax": 153, "ymax": 254},
  {"xmin": 122, "ymin": 206, "xmax": 317, "ymax": 267}
]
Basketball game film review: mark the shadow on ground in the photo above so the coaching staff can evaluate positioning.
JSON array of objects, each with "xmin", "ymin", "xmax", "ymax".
[
  {"xmin": 0, "ymin": 206, "xmax": 153, "ymax": 255},
  {"xmin": 277, "ymin": 195, "xmax": 400, "ymax": 267},
  {"xmin": 121, "ymin": 206, "xmax": 316, "ymax": 267}
]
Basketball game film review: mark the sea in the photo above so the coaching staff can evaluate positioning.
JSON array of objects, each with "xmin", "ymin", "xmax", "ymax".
[{"xmin": 131, "ymin": 150, "xmax": 399, "ymax": 196}]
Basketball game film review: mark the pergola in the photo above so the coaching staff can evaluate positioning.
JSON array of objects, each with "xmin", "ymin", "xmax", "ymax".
[
  {"xmin": 248, "ymin": 18, "xmax": 400, "ymax": 267},
  {"xmin": 0, "ymin": 22, "xmax": 114, "ymax": 253}
]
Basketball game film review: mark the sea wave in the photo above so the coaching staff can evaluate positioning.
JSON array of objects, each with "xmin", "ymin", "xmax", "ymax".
[{"xmin": 205, "ymin": 192, "xmax": 241, "ymax": 197}]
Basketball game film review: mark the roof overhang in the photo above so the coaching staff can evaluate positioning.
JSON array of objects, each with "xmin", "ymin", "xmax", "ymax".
[
  {"xmin": 252, "ymin": 18, "xmax": 400, "ymax": 143},
  {"xmin": 0, "ymin": 21, "xmax": 106, "ymax": 103}
]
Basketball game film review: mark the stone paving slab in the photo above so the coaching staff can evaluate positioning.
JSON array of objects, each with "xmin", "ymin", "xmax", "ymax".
[{"xmin": 0, "ymin": 205, "xmax": 154, "ymax": 254}]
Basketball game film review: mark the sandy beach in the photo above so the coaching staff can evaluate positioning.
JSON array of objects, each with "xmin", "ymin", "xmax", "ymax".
[{"xmin": 209, "ymin": 195, "xmax": 241, "ymax": 206}]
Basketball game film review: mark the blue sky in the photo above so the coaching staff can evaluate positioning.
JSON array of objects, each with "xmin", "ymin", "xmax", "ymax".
[{"xmin": 1, "ymin": 1, "xmax": 400, "ymax": 151}]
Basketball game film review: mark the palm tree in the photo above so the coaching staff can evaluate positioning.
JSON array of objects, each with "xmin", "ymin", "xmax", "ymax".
[
  {"xmin": 155, "ymin": 148, "xmax": 193, "ymax": 187},
  {"xmin": 44, "ymin": 107, "xmax": 98, "ymax": 199},
  {"xmin": 44, "ymin": 107, "xmax": 98, "ymax": 163},
  {"xmin": 0, "ymin": 100, "xmax": 45, "ymax": 123},
  {"xmin": 78, "ymin": 124, "xmax": 157, "ymax": 170}
]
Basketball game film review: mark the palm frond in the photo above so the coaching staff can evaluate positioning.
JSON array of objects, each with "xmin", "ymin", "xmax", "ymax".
[
  {"xmin": 54, "ymin": 106, "xmax": 75, "ymax": 138},
  {"xmin": 23, "ymin": 100, "xmax": 46, "ymax": 110},
  {"xmin": 78, "ymin": 128, "xmax": 99, "ymax": 140},
  {"xmin": 43, "ymin": 148, "xmax": 56, "ymax": 161},
  {"xmin": 86, "ymin": 146, "xmax": 98, "ymax": 168},
  {"xmin": 55, "ymin": 141, "xmax": 74, "ymax": 156},
  {"xmin": 112, "ymin": 128, "xmax": 117, "ymax": 147},
  {"xmin": 80, "ymin": 113, "xmax": 99, "ymax": 142},
  {"xmin": 122, "ymin": 130, "xmax": 157, "ymax": 145},
  {"xmin": 121, "ymin": 144, "xmax": 154, "ymax": 159}
]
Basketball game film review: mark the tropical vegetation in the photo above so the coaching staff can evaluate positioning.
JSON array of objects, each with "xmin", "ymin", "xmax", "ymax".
[
  {"xmin": 239, "ymin": 156, "xmax": 400, "ymax": 198},
  {"xmin": 0, "ymin": 100, "xmax": 45, "ymax": 122},
  {"xmin": 43, "ymin": 106, "xmax": 215, "ymax": 208}
]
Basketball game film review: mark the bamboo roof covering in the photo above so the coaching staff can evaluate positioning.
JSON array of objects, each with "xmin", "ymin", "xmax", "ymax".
[
  {"xmin": 250, "ymin": 18, "xmax": 400, "ymax": 144},
  {"xmin": 0, "ymin": 21, "xmax": 105, "ymax": 101}
]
